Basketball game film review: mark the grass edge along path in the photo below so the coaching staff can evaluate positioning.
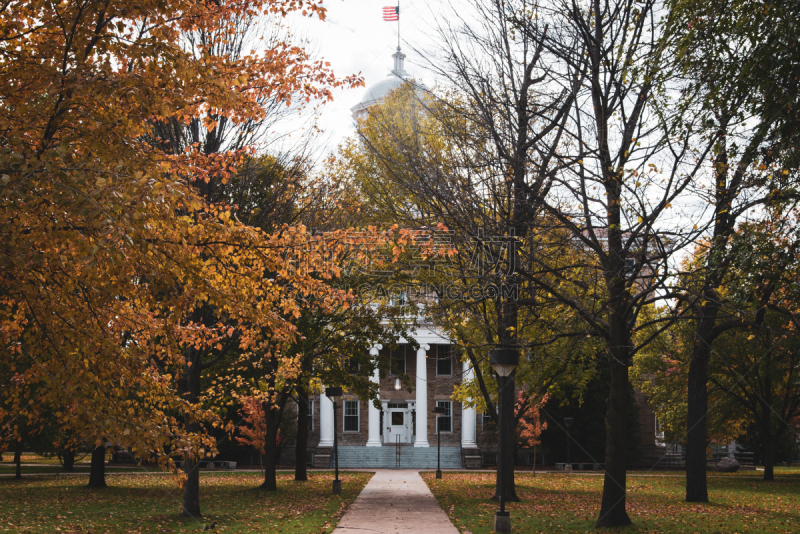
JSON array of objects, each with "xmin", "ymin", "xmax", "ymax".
[
  {"xmin": 0, "ymin": 470, "xmax": 373, "ymax": 533},
  {"xmin": 422, "ymin": 470, "xmax": 800, "ymax": 533}
]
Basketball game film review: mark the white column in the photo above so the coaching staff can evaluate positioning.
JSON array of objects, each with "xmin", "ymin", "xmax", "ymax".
[
  {"xmin": 366, "ymin": 344, "xmax": 383, "ymax": 447},
  {"xmin": 318, "ymin": 388, "xmax": 334, "ymax": 447},
  {"xmin": 414, "ymin": 344, "xmax": 430, "ymax": 447},
  {"xmin": 461, "ymin": 360, "xmax": 477, "ymax": 448}
]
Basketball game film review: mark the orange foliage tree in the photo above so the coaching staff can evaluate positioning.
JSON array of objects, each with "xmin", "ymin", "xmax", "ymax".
[
  {"xmin": 236, "ymin": 397, "xmax": 269, "ymax": 456},
  {"xmin": 515, "ymin": 391, "xmax": 549, "ymax": 452},
  {"xmin": 0, "ymin": 0, "xmax": 361, "ymax": 509}
]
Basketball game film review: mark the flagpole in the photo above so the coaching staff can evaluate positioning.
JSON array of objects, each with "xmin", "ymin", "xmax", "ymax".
[{"xmin": 397, "ymin": 1, "xmax": 400, "ymax": 49}]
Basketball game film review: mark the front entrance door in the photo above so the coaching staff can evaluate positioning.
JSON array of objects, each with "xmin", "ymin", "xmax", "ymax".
[{"xmin": 386, "ymin": 409, "xmax": 410, "ymax": 443}]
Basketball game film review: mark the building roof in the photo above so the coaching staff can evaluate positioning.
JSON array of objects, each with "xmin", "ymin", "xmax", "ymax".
[{"xmin": 351, "ymin": 47, "xmax": 411, "ymax": 118}]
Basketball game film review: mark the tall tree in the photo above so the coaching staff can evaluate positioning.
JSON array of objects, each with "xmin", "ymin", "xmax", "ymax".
[{"xmin": 665, "ymin": 0, "xmax": 800, "ymax": 501}]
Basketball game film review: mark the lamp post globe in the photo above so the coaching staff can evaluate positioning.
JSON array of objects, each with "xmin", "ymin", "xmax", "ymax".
[
  {"xmin": 326, "ymin": 387, "xmax": 343, "ymax": 495},
  {"xmin": 489, "ymin": 347, "xmax": 519, "ymax": 534}
]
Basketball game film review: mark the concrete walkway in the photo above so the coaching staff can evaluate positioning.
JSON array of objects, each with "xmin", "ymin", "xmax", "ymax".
[{"xmin": 333, "ymin": 469, "xmax": 459, "ymax": 534}]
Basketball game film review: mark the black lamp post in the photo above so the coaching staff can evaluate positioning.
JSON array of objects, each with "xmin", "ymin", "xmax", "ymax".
[
  {"xmin": 564, "ymin": 417, "xmax": 574, "ymax": 473},
  {"xmin": 489, "ymin": 347, "xmax": 519, "ymax": 534},
  {"xmin": 433, "ymin": 405, "xmax": 445, "ymax": 479},
  {"xmin": 326, "ymin": 387, "xmax": 343, "ymax": 495}
]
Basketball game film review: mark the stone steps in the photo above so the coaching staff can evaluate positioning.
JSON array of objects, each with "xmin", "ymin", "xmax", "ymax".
[{"xmin": 334, "ymin": 445, "xmax": 462, "ymax": 469}]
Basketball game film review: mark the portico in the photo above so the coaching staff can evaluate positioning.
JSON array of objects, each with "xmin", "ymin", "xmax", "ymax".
[{"xmin": 312, "ymin": 324, "xmax": 481, "ymax": 467}]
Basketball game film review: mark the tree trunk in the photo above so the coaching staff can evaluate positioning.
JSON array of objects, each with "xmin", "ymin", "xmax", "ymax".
[
  {"xmin": 182, "ymin": 350, "xmax": 202, "ymax": 517},
  {"xmin": 88, "ymin": 445, "xmax": 107, "ymax": 488},
  {"xmin": 262, "ymin": 402, "xmax": 280, "ymax": 491},
  {"xmin": 761, "ymin": 384, "xmax": 775, "ymax": 481},
  {"xmin": 493, "ymin": 373, "xmax": 519, "ymax": 502},
  {"xmin": 685, "ymin": 311, "xmax": 717, "ymax": 502},
  {"xmin": 295, "ymin": 385, "xmax": 309, "ymax": 481},
  {"xmin": 595, "ymin": 349, "xmax": 632, "ymax": 527},
  {"xmin": 762, "ymin": 429, "xmax": 774, "ymax": 481},
  {"xmin": 686, "ymin": 144, "xmax": 733, "ymax": 502},
  {"xmin": 14, "ymin": 441, "xmax": 22, "ymax": 479},
  {"xmin": 182, "ymin": 456, "xmax": 201, "ymax": 516},
  {"xmin": 62, "ymin": 448, "xmax": 75, "ymax": 472}
]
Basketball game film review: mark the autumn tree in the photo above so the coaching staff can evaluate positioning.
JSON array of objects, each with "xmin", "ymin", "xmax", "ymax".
[
  {"xmin": 655, "ymin": 211, "xmax": 800, "ymax": 480},
  {"xmin": 0, "ymin": 0, "xmax": 359, "ymax": 515},
  {"xmin": 516, "ymin": 391, "xmax": 548, "ymax": 454},
  {"xmin": 664, "ymin": 0, "xmax": 800, "ymax": 501}
]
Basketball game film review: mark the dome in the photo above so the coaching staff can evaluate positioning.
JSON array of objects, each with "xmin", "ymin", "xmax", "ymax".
[{"xmin": 351, "ymin": 47, "xmax": 411, "ymax": 120}]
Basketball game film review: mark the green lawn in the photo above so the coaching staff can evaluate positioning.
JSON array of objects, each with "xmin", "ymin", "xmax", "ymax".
[
  {"xmin": 423, "ymin": 470, "xmax": 800, "ymax": 533},
  {"xmin": 0, "ymin": 471, "xmax": 372, "ymax": 533},
  {"xmin": 0, "ymin": 464, "xmax": 158, "ymax": 475}
]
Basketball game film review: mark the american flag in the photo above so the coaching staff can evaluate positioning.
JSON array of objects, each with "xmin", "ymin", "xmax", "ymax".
[{"xmin": 383, "ymin": 6, "xmax": 399, "ymax": 21}]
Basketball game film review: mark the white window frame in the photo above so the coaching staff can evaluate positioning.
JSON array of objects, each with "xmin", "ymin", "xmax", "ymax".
[
  {"xmin": 436, "ymin": 400, "xmax": 452, "ymax": 433},
  {"xmin": 343, "ymin": 399, "xmax": 360, "ymax": 433},
  {"xmin": 435, "ymin": 345, "xmax": 452, "ymax": 376},
  {"xmin": 297, "ymin": 398, "xmax": 314, "ymax": 431}
]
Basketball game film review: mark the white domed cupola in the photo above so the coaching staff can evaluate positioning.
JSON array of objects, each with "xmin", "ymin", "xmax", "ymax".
[{"xmin": 351, "ymin": 47, "xmax": 411, "ymax": 121}]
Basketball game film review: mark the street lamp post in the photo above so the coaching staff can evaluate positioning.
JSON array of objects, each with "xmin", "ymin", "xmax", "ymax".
[
  {"xmin": 326, "ymin": 387, "xmax": 343, "ymax": 495},
  {"xmin": 489, "ymin": 347, "xmax": 519, "ymax": 534},
  {"xmin": 564, "ymin": 417, "xmax": 573, "ymax": 474},
  {"xmin": 433, "ymin": 405, "xmax": 445, "ymax": 479}
]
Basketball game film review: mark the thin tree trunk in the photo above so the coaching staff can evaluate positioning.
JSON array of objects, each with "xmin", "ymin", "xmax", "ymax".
[
  {"xmin": 262, "ymin": 402, "xmax": 280, "ymax": 491},
  {"xmin": 686, "ymin": 143, "xmax": 735, "ymax": 502},
  {"xmin": 761, "ymin": 382, "xmax": 774, "ymax": 481},
  {"xmin": 88, "ymin": 445, "xmax": 107, "ymax": 488},
  {"xmin": 295, "ymin": 385, "xmax": 309, "ymax": 481},
  {"xmin": 686, "ymin": 310, "xmax": 717, "ymax": 502},
  {"xmin": 762, "ymin": 428, "xmax": 774, "ymax": 481},
  {"xmin": 493, "ymin": 373, "xmax": 519, "ymax": 502},
  {"xmin": 595, "ymin": 347, "xmax": 632, "ymax": 527},
  {"xmin": 14, "ymin": 441, "xmax": 22, "ymax": 479},
  {"xmin": 182, "ymin": 350, "xmax": 202, "ymax": 517}
]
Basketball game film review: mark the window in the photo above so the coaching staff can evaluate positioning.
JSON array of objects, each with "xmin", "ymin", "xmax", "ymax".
[
  {"xmin": 483, "ymin": 412, "xmax": 496, "ymax": 431},
  {"xmin": 390, "ymin": 292, "xmax": 407, "ymax": 307},
  {"xmin": 436, "ymin": 345, "xmax": 452, "ymax": 376},
  {"xmin": 297, "ymin": 399, "xmax": 313, "ymax": 431},
  {"xmin": 391, "ymin": 347, "xmax": 405, "ymax": 375},
  {"xmin": 623, "ymin": 258, "xmax": 636, "ymax": 275},
  {"xmin": 436, "ymin": 401, "xmax": 452, "ymax": 432},
  {"xmin": 343, "ymin": 400, "xmax": 360, "ymax": 432},
  {"xmin": 347, "ymin": 358, "xmax": 360, "ymax": 375}
]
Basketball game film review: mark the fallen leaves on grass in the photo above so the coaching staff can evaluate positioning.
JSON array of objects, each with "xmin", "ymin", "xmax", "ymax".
[
  {"xmin": 0, "ymin": 472, "xmax": 371, "ymax": 533},
  {"xmin": 423, "ymin": 471, "xmax": 800, "ymax": 534}
]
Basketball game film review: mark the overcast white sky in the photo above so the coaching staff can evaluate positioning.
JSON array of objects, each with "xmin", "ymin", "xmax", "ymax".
[{"xmin": 283, "ymin": 0, "xmax": 445, "ymax": 152}]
